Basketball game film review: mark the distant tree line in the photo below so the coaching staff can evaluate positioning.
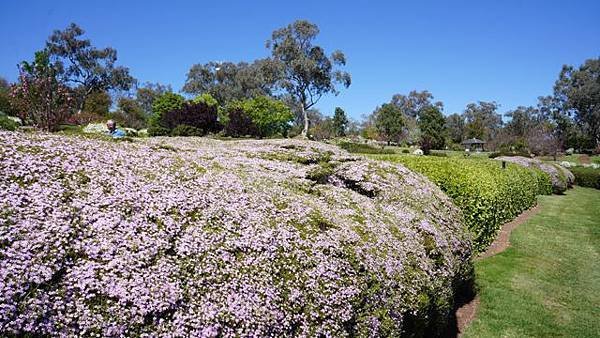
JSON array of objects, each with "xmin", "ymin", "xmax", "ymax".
[
  {"xmin": 361, "ymin": 58, "xmax": 600, "ymax": 155},
  {"xmin": 0, "ymin": 20, "xmax": 597, "ymax": 156}
]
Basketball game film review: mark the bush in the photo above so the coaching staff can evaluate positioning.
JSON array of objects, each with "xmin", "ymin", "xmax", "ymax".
[
  {"xmin": 402, "ymin": 149, "xmax": 410, "ymax": 154},
  {"xmin": 571, "ymin": 167, "xmax": 600, "ymax": 189},
  {"xmin": 171, "ymin": 124, "xmax": 203, "ymax": 137},
  {"xmin": 338, "ymin": 141, "xmax": 395, "ymax": 154},
  {"xmin": 159, "ymin": 101, "xmax": 221, "ymax": 136},
  {"xmin": 147, "ymin": 125, "xmax": 170, "ymax": 136},
  {"xmin": 0, "ymin": 112, "xmax": 18, "ymax": 131},
  {"xmin": 223, "ymin": 107, "xmax": 258, "ymax": 137},
  {"xmin": 373, "ymin": 155, "xmax": 552, "ymax": 252},
  {"xmin": 240, "ymin": 96, "xmax": 293, "ymax": 138}
]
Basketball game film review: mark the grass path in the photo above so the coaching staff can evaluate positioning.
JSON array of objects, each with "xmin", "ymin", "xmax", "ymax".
[{"xmin": 463, "ymin": 187, "xmax": 600, "ymax": 337}]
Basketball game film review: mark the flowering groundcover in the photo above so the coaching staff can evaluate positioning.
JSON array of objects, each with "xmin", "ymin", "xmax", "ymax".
[{"xmin": 0, "ymin": 132, "xmax": 472, "ymax": 337}]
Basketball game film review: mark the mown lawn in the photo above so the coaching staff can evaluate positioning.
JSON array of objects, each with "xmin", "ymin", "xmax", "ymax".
[{"xmin": 463, "ymin": 187, "xmax": 600, "ymax": 337}]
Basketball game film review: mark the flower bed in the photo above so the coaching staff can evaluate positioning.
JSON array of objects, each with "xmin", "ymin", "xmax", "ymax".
[
  {"xmin": 495, "ymin": 156, "xmax": 574, "ymax": 193},
  {"xmin": 0, "ymin": 131, "xmax": 472, "ymax": 337},
  {"xmin": 371, "ymin": 155, "xmax": 552, "ymax": 253}
]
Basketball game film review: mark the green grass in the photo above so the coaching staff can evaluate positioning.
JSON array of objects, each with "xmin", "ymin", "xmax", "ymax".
[{"xmin": 463, "ymin": 187, "xmax": 600, "ymax": 338}]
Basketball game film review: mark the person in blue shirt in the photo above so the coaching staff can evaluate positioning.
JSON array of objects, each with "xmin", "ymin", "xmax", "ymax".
[{"xmin": 106, "ymin": 120, "xmax": 126, "ymax": 138}]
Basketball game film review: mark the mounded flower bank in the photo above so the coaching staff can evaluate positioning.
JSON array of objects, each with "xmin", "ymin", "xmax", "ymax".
[
  {"xmin": 0, "ymin": 132, "xmax": 472, "ymax": 337},
  {"xmin": 495, "ymin": 156, "xmax": 574, "ymax": 193}
]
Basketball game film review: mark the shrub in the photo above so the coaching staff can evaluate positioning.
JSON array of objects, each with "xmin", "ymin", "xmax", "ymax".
[
  {"xmin": 0, "ymin": 112, "xmax": 18, "ymax": 131},
  {"xmin": 171, "ymin": 124, "xmax": 203, "ymax": 137},
  {"xmin": 192, "ymin": 93, "xmax": 218, "ymax": 107},
  {"xmin": 149, "ymin": 92, "xmax": 185, "ymax": 130},
  {"xmin": 570, "ymin": 167, "xmax": 600, "ymax": 189},
  {"xmin": 372, "ymin": 155, "xmax": 552, "ymax": 252},
  {"xmin": 402, "ymin": 149, "xmax": 410, "ymax": 154},
  {"xmin": 241, "ymin": 96, "xmax": 293, "ymax": 138},
  {"xmin": 147, "ymin": 125, "xmax": 170, "ymax": 136},
  {"xmin": 338, "ymin": 141, "xmax": 395, "ymax": 154},
  {"xmin": 159, "ymin": 101, "xmax": 221, "ymax": 135},
  {"xmin": 223, "ymin": 107, "xmax": 258, "ymax": 137}
]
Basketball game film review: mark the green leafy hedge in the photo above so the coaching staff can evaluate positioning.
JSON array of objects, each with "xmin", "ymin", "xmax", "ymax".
[
  {"xmin": 371, "ymin": 155, "xmax": 552, "ymax": 252},
  {"xmin": 570, "ymin": 167, "xmax": 600, "ymax": 189}
]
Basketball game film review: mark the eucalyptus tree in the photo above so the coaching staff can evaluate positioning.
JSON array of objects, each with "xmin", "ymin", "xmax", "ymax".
[
  {"xmin": 46, "ymin": 23, "xmax": 135, "ymax": 114},
  {"xmin": 266, "ymin": 20, "xmax": 351, "ymax": 138},
  {"xmin": 183, "ymin": 59, "xmax": 277, "ymax": 105},
  {"xmin": 553, "ymin": 58, "xmax": 600, "ymax": 147}
]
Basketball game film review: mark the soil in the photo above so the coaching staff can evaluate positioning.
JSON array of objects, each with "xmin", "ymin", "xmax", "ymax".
[{"xmin": 451, "ymin": 204, "xmax": 542, "ymax": 336}]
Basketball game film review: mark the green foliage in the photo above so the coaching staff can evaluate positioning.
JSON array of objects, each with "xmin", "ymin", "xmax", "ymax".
[
  {"xmin": 149, "ymin": 92, "xmax": 186, "ymax": 128},
  {"xmin": 112, "ymin": 97, "xmax": 146, "ymax": 129},
  {"xmin": 0, "ymin": 77, "xmax": 15, "ymax": 116},
  {"xmin": 171, "ymin": 124, "xmax": 203, "ymax": 137},
  {"xmin": 238, "ymin": 96, "xmax": 293, "ymax": 137},
  {"xmin": 418, "ymin": 106, "xmax": 446, "ymax": 154},
  {"xmin": 183, "ymin": 60, "xmax": 276, "ymax": 105},
  {"xmin": 147, "ymin": 125, "xmax": 170, "ymax": 136},
  {"xmin": 338, "ymin": 141, "xmax": 395, "ymax": 154},
  {"xmin": 373, "ymin": 155, "xmax": 552, "ymax": 252},
  {"xmin": 83, "ymin": 91, "xmax": 111, "ymax": 116},
  {"xmin": 332, "ymin": 107, "xmax": 348, "ymax": 137},
  {"xmin": 0, "ymin": 112, "xmax": 18, "ymax": 131},
  {"xmin": 46, "ymin": 23, "xmax": 135, "ymax": 113},
  {"xmin": 267, "ymin": 20, "xmax": 351, "ymax": 136},
  {"xmin": 554, "ymin": 58, "xmax": 600, "ymax": 147},
  {"xmin": 192, "ymin": 93, "xmax": 218, "ymax": 107},
  {"xmin": 570, "ymin": 167, "xmax": 600, "ymax": 189},
  {"xmin": 374, "ymin": 103, "xmax": 404, "ymax": 144}
]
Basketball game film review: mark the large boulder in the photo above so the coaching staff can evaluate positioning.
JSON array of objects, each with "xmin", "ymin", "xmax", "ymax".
[
  {"xmin": 0, "ymin": 131, "xmax": 472, "ymax": 337},
  {"xmin": 495, "ymin": 156, "xmax": 573, "ymax": 193}
]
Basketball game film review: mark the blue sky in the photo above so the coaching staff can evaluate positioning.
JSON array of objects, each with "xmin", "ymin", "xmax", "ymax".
[{"xmin": 1, "ymin": 0, "xmax": 599, "ymax": 120}]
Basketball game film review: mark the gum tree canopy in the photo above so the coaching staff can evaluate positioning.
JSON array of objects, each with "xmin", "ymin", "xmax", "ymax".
[
  {"xmin": 554, "ymin": 58, "xmax": 600, "ymax": 147},
  {"xmin": 267, "ymin": 20, "xmax": 351, "ymax": 138},
  {"xmin": 46, "ymin": 23, "xmax": 136, "ymax": 114}
]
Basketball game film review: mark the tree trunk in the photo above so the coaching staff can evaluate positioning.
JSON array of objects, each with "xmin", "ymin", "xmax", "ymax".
[{"xmin": 300, "ymin": 105, "xmax": 309, "ymax": 139}]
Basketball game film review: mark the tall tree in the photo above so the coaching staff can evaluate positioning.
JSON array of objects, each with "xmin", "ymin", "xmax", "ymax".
[
  {"xmin": 136, "ymin": 82, "xmax": 172, "ymax": 117},
  {"xmin": 504, "ymin": 106, "xmax": 541, "ymax": 139},
  {"xmin": 182, "ymin": 59, "xmax": 277, "ymax": 105},
  {"xmin": 267, "ymin": 20, "xmax": 351, "ymax": 138},
  {"xmin": 553, "ymin": 58, "xmax": 600, "ymax": 147},
  {"xmin": 390, "ymin": 90, "xmax": 443, "ymax": 118},
  {"xmin": 445, "ymin": 113, "xmax": 465, "ymax": 143},
  {"xmin": 418, "ymin": 106, "xmax": 446, "ymax": 154},
  {"xmin": 463, "ymin": 101, "xmax": 502, "ymax": 140},
  {"xmin": 374, "ymin": 103, "xmax": 404, "ymax": 145},
  {"xmin": 0, "ymin": 77, "xmax": 14, "ymax": 116},
  {"xmin": 332, "ymin": 107, "xmax": 349, "ymax": 137},
  {"xmin": 46, "ymin": 23, "xmax": 136, "ymax": 114}
]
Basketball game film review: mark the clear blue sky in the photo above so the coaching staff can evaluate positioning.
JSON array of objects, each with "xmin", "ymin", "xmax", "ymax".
[{"xmin": 1, "ymin": 0, "xmax": 599, "ymax": 120}]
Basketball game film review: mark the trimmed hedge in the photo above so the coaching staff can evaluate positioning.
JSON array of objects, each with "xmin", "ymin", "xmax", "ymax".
[
  {"xmin": 571, "ymin": 167, "xmax": 600, "ymax": 189},
  {"xmin": 372, "ymin": 155, "xmax": 552, "ymax": 252}
]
